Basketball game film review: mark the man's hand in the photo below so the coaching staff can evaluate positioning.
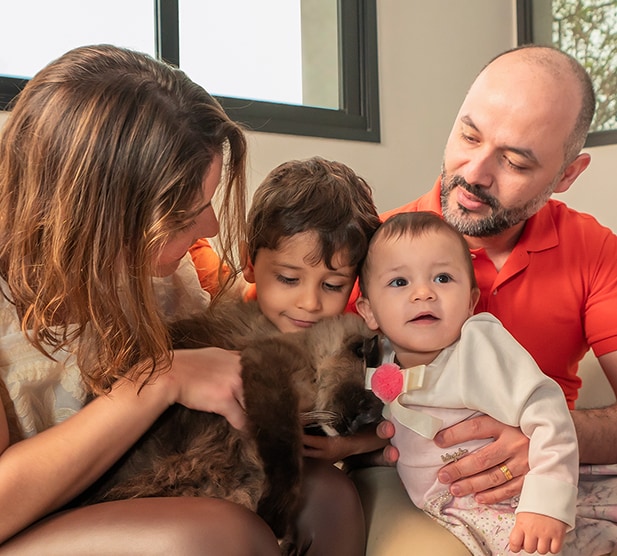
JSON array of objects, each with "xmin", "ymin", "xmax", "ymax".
[
  {"xmin": 375, "ymin": 420, "xmax": 399, "ymax": 465},
  {"xmin": 434, "ymin": 414, "xmax": 529, "ymax": 504}
]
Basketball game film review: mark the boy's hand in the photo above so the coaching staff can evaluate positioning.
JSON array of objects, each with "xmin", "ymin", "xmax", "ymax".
[
  {"xmin": 302, "ymin": 424, "xmax": 388, "ymax": 463},
  {"xmin": 509, "ymin": 512, "xmax": 567, "ymax": 554}
]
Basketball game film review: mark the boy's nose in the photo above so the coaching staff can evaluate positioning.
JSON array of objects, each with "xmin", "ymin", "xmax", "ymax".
[{"xmin": 297, "ymin": 286, "xmax": 322, "ymax": 312}]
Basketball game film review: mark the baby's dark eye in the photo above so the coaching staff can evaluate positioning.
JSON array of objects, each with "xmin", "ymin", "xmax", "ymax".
[
  {"xmin": 387, "ymin": 277, "xmax": 408, "ymax": 288},
  {"xmin": 434, "ymin": 274, "xmax": 452, "ymax": 284}
]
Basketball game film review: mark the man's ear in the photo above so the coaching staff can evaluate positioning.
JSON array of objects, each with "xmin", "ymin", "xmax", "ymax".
[
  {"xmin": 356, "ymin": 296, "xmax": 380, "ymax": 331},
  {"xmin": 553, "ymin": 152, "xmax": 591, "ymax": 194},
  {"xmin": 241, "ymin": 242, "xmax": 256, "ymax": 283}
]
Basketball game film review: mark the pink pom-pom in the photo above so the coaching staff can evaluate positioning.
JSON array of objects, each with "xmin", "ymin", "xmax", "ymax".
[{"xmin": 371, "ymin": 363, "xmax": 404, "ymax": 403}]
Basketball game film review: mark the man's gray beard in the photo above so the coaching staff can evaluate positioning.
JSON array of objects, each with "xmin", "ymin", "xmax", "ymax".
[{"xmin": 440, "ymin": 173, "xmax": 555, "ymax": 237}]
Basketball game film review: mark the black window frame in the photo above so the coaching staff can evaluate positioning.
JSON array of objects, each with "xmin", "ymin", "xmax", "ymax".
[
  {"xmin": 517, "ymin": 0, "xmax": 617, "ymax": 148},
  {"xmin": 0, "ymin": 0, "xmax": 380, "ymax": 143}
]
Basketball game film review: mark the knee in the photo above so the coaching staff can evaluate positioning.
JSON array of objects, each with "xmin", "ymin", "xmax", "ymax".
[
  {"xmin": 168, "ymin": 498, "xmax": 280, "ymax": 555},
  {"xmin": 0, "ymin": 498, "xmax": 280, "ymax": 556},
  {"xmin": 304, "ymin": 460, "xmax": 363, "ymax": 514},
  {"xmin": 297, "ymin": 461, "xmax": 366, "ymax": 556}
]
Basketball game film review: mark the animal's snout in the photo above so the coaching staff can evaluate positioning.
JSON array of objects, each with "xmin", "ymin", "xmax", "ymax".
[{"xmin": 332, "ymin": 386, "xmax": 384, "ymax": 436}]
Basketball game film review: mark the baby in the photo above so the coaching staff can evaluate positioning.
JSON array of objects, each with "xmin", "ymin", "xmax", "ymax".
[{"xmin": 356, "ymin": 211, "xmax": 578, "ymax": 555}]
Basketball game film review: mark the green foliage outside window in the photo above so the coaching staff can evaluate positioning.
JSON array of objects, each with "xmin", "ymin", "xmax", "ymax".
[{"xmin": 551, "ymin": 0, "xmax": 617, "ymax": 133}]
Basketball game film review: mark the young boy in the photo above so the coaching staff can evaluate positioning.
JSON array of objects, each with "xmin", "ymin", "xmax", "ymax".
[
  {"xmin": 356, "ymin": 211, "xmax": 579, "ymax": 555},
  {"xmin": 191, "ymin": 156, "xmax": 386, "ymax": 553}
]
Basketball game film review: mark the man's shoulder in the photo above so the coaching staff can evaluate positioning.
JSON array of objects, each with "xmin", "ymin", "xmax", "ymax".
[{"xmin": 544, "ymin": 198, "xmax": 615, "ymax": 238}]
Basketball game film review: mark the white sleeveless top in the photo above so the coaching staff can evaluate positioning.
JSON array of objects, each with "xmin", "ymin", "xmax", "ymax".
[{"xmin": 0, "ymin": 253, "xmax": 210, "ymax": 440}]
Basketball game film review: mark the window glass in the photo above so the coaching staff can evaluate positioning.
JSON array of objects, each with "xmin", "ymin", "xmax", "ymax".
[
  {"xmin": 179, "ymin": 0, "xmax": 339, "ymax": 109},
  {"xmin": 522, "ymin": 0, "xmax": 617, "ymax": 142},
  {"xmin": 0, "ymin": 0, "xmax": 378, "ymax": 142},
  {"xmin": 0, "ymin": 0, "xmax": 155, "ymax": 79}
]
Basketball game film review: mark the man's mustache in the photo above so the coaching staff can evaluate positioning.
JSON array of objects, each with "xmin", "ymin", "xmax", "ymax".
[{"xmin": 447, "ymin": 175, "xmax": 499, "ymax": 210}]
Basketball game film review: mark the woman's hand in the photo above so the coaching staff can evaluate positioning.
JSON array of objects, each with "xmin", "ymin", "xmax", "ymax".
[
  {"xmin": 167, "ymin": 347, "xmax": 247, "ymax": 431},
  {"xmin": 434, "ymin": 414, "xmax": 529, "ymax": 504}
]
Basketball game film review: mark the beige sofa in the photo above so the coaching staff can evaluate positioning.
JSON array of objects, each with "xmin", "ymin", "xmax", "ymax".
[{"xmin": 353, "ymin": 352, "xmax": 617, "ymax": 555}]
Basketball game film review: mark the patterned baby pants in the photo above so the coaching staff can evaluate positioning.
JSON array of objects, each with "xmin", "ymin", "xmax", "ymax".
[{"xmin": 423, "ymin": 470, "xmax": 617, "ymax": 556}]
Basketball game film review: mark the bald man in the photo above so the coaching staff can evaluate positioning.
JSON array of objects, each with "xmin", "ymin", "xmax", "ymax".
[{"xmin": 355, "ymin": 45, "xmax": 617, "ymax": 556}]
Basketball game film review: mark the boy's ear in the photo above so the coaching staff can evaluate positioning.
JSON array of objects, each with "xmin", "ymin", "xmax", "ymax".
[
  {"xmin": 356, "ymin": 296, "xmax": 380, "ymax": 331},
  {"xmin": 240, "ymin": 241, "xmax": 256, "ymax": 283}
]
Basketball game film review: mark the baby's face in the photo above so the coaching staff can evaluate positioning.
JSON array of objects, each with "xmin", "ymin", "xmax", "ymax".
[
  {"xmin": 361, "ymin": 229, "xmax": 476, "ymax": 367},
  {"xmin": 250, "ymin": 231, "xmax": 356, "ymax": 333}
]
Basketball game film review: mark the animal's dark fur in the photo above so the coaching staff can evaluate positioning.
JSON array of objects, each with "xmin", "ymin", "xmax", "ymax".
[{"xmin": 80, "ymin": 300, "xmax": 383, "ymax": 553}]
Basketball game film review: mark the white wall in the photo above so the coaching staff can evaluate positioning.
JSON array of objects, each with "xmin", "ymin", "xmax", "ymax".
[{"xmin": 1, "ymin": 0, "xmax": 615, "ymax": 232}]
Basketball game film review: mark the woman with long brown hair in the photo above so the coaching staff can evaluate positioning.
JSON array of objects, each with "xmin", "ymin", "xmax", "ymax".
[{"xmin": 0, "ymin": 45, "xmax": 364, "ymax": 555}]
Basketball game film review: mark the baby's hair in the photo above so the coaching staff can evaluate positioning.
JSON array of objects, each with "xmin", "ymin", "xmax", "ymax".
[
  {"xmin": 247, "ymin": 156, "xmax": 380, "ymax": 273},
  {"xmin": 360, "ymin": 211, "xmax": 478, "ymax": 294}
]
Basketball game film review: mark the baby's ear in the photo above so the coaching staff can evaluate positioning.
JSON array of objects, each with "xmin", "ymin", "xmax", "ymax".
[
  {"xmin": 240, "ymin": 242, "xmax": 256, "ymax": 283},
  {"xmin": 469, "ymin": 287, "xmax": 481, "ymax": 315},
  {"xmin": 356, "ymin": 296, "xmax": 379, "ymax": 331}
]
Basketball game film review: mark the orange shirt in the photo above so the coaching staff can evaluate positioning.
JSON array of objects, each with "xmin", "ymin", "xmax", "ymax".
[
  {"xmin": 381, "ymin": 178, "xmax": 617, "ymax": 407},
  {"xmin": 189, "ymin": 238, "xmax": 227, "ymax": 297}
]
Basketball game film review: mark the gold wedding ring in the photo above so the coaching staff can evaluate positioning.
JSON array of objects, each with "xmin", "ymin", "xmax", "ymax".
[{"xmin": 500, "ymin": 464, "xmax": 514, "ymax": 481}]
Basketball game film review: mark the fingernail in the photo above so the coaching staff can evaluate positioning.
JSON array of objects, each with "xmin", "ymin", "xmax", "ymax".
[
  {"xmin": 438, "ymin": 470, "xmax": 451, "ymax": 484},
  {"xmin": 450, "ymin": 484, "xmax": 461, "ymax": 496}
]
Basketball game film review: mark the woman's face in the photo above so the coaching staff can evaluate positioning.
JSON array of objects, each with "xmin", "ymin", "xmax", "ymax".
[{"xmin": 155, "ymin": 154, "xmax": 223, "ymax": 277}]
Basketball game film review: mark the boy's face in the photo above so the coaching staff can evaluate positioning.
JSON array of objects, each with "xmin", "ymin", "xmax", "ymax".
[
  {"xmin": 245, "ymin": 231, "xmax": 356, "ymax": 333},
  {"xmin": 357, "ymin": 229, "xmax": 479, "ymax": 367}
]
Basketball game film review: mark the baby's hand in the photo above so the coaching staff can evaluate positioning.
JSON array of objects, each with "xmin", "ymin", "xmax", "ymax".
[{"xmin": 509, "ymin": 512, "xmax": 567, "ymax": 554}]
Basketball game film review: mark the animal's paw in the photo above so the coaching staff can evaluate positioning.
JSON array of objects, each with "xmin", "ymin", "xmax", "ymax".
[{"xmin": 371, "ymin": 363, "xmax": 404, "ymax": 403}]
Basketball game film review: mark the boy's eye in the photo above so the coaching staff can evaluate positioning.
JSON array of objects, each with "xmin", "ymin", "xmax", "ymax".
[
  {"xmin": 323, "ymin": 282, "xmax": 345, "ymax": 292},
  {"xmin": 387, "ymin": 277, "xmax": 408, "ymax": 288},
  {"xmin": 434, "ymin": 273, "xmax": 452, "ymax": 284},
  {"xmin": 276, "ymin": 274, "xmax": 298, "ymax": 285}
]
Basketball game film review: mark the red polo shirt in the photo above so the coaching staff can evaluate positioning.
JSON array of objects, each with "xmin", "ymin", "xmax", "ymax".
[{"xmin": 380, "ymin": 178, "xmax": 617, "ymax": 407}]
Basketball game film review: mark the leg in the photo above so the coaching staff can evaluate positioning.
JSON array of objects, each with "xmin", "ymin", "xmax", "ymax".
[
  {"xmin": 0, "ymin": 497, "xmax": 280, "ymax": 556},
  {"xmin": 350, "ymin": 466, "xmax": 471, "ymax": 556},
  {"xmin": 295, "ymin": 459, "xmax": 365, "ymax": 556}
]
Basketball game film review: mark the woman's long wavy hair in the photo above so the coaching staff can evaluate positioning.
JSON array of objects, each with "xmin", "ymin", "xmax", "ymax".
[{"xmin": 0, "ymin": 45, "xmax": 247, "ymax": 394}]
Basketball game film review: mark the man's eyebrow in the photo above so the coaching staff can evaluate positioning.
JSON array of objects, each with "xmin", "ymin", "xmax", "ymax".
[
  {"xmin": 460, "ymin": 115, "xmax": 479, "ymax": 132},
  {"xmin": 460, "ymin": 115, "xmax": 539, "ymax": 165}
]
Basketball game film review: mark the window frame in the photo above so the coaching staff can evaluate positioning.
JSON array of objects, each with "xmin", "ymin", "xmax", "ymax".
[
  {"xmin": 0, "ymin": 0, "xmax": 380, "ymax": 143},
  {"xmin": 516, "ymin": 0, "xmax": 617, "ymax": 148}
]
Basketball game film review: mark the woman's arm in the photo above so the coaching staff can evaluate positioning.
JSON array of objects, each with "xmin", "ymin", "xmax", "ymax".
[{"xmin": 0, "ymin": 346, "xmax": 244, "ymax": 545}]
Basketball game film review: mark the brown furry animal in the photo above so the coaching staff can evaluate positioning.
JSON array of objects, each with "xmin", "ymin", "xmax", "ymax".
[{"xmin": 80, "ymin": 300, "xmax": 383, "ymax": 553}]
